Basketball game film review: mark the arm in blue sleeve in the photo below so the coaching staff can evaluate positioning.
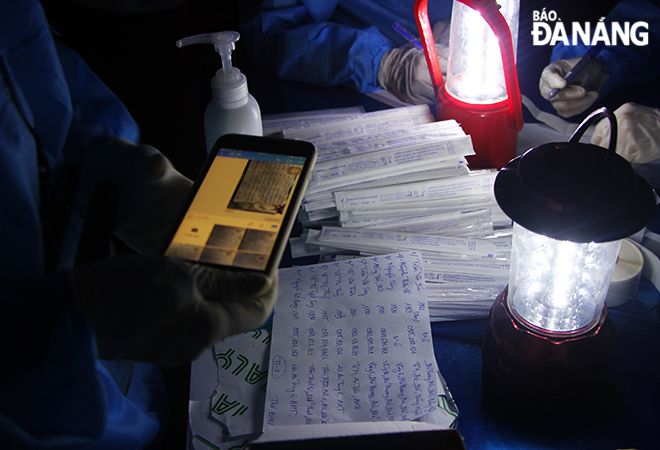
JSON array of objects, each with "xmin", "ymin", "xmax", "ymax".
[
  {"xmin": 0, "ymin": 273, "xmax": 166, "ymax": 449},
  {"xmin": 1, "ymin": 2, "xmax": 165, "ymax": 446},
  {"xmin": 55, "ymin": 41, "xmax": 140, "ymax": 164},
  {"xmin": 0, "ymin": 274, "xmax": 107, "ymax": 448},
  {"xmin": 241, "ymin": 2, "xmax": 395, "ymax": 93},
  {"xmin": 551, "ymin": 0, "xmax": 660, "ymax": 97}
]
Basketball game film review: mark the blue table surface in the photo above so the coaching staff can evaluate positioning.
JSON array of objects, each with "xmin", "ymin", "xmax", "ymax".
[{"xmin": 432, "ymin": 277, "xmax": 660, "ymax": 450}]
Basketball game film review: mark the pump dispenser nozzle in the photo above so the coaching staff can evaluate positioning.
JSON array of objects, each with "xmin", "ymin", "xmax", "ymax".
[
  {"xmin": 176, "ymin": 30, "xmax": 262, "ymax": 151},
  {"xmin": 177, "ymin": 30, "xmax": 250, "ymax": 105},
  {"xmin": 176, "ymin": 31, "xmax": 240, "ymax": 82}
]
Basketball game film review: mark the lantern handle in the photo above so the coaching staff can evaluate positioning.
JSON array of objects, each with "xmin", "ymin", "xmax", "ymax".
[
  {"xmin": 468, "ymin": 0, "xmax": 523, "ymax": 131},
  {"xmin": 414, "ymin": 0, "xmax": 444, "ymax": 94},
  {"xmin": 414, "ymin": 0, "xmax": 524, "ymax": 131},
  {"xmin": 568, "ymin": 107, "xmax": 618, "ymax": 154}
]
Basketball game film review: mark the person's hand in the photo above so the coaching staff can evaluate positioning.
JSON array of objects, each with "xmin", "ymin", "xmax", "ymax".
[
  {"xmin": 591, "ymin": 102, "xmax": 660, "ymax": 166},
  {"xmin": 539, "ymin": 57, "xmax": 609, "ymax": 118},
  {"xmin": 68, "ymin": 255, "xmax": 277, "ymax": 366},
  {"xmin": 377, "ymin": 21, "xmax": 450, "ymax": 105},
  {"xmin": 80, "ymin": 139, "xmax": 192, "ymax": 255},
  {"xmin": 378, "ymin": 44, "xmax": 449, "ymax": 104}
]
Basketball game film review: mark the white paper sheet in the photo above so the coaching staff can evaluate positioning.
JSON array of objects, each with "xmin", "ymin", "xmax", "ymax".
[
  {"xmin": 519, "ymin": 94, "xmax": 596, "ymax": 146},
  {"xmin": 365, "ymin": 89, "xmax": 415, "ymax": 109},
  {"xmin": 188, "ymin": 332, "xmax": 271, "ymax": 450},
  {"xmin": 521, "ymin": 94, "xmax": 579, "ymax": 136},
  {"xmin": 264, "ymin": 251, "xmax": 438, "ymax": 427},
  {"xmin": 211, "ymin": 330, "xmax": 272, "ymax": 436}
]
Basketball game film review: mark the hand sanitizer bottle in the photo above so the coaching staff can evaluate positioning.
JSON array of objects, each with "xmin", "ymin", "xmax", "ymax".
[{"xmin": 177, "ymin": 31, "xmax": 262, "ymax": 154}]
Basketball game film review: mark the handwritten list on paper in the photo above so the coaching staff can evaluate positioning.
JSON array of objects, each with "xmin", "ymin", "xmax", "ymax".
[{"xmin": 264, "ymin": 251, "xmax": 438, "ymax": 428}]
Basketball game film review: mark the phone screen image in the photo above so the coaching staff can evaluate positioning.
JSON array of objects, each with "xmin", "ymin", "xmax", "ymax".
[{"xmin": 164, "ymin": 147, "xmax": 308, "ymax": 271}]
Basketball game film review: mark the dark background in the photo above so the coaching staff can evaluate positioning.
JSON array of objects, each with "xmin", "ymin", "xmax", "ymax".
[{"xmin": 40, "ymin": 0, "xmax": 628, "ymax": 182}]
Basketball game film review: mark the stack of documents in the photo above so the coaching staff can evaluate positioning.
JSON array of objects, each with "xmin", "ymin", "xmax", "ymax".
[{"xmin": 265, "ymin": 105, "xmax": 513, "ymax": 321}]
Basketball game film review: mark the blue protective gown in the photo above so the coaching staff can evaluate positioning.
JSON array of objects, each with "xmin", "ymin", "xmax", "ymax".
[
  {"xmin": 240, "ymin": 0, "xmax": 454, "ymax": 93},
  {"xmin": 0, "ymin": 1, "xmax": 168, "ymax": 448},
  {"xmin": 550, "ymin": 0, "xmax": 660, "ymax": 98}
]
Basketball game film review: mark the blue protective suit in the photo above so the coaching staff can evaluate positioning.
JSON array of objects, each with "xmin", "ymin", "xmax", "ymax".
[
  {"xmin": 241, "ymin": 0, "xmax": 453, "ymax": 93},
  {"xmin": 551, "ymin": 0, "xmax": 660, "ymax": 98},
  {"xmin": 0, "ymin": 1, "xmax": 168, "ymax": 448}
]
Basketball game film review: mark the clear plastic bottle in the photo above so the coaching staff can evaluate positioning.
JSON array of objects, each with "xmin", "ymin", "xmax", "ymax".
[{"xmin": 177, "ymin": 31, "xmax": 262, "ymax": 154}]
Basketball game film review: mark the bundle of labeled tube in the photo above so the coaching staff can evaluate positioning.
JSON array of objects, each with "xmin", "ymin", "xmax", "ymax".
[{"xmin": 263, "ymin": 105, "xmax": 512, "ymax": 321}]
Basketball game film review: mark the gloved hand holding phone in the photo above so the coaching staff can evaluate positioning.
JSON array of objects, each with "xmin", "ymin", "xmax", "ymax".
[
  {"xmin": 68, "ymin": 255, "xmax": 277, "ymax": 367},
  {"xmin": 79, "ymin": 139, "xmax": 193, "ymax": 255}
]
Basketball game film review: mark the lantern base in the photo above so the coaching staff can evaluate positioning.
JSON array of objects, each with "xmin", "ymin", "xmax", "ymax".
[
  {"xmin": 437, "ymin": 87, "xmax": 518, "ymax": 170},
  {"xmin": 482, "ymin": 286, "xmax": 615, "ymax": 399}
]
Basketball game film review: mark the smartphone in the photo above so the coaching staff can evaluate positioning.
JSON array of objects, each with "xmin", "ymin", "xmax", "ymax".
[{"xmin": 163, "ymin": 134, "xmax": 317, "ymax": 276}]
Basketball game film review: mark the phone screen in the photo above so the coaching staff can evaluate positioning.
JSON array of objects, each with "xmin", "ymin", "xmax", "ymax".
[{"xmin": 164, "ymin": 147, "xmax": 308, "ymax": 271}]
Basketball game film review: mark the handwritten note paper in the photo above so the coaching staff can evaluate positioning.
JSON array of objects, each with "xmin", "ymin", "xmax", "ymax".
[{"xmin": 264, "ymin": 251, "xmax": 438, "ymax": 428}]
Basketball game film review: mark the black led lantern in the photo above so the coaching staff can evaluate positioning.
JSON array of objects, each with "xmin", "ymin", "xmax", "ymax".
[{"xmin": 482, "ymin": 108, "xmax": 656, "ymax": 397}]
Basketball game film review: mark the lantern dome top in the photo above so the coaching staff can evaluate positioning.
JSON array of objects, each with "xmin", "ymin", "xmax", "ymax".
[{"xmin": 495, "ymin": 108, "xmax": 656, "ymax": 243}]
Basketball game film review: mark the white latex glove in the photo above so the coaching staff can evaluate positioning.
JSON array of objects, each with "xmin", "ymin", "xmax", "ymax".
[
  {"xmin": 80, "ymin": 139, "xmax": 192, "ymax": 255},
  {"xmin": 591, "ymin": 102, "xmax": 660, "ymax": 166},
  {"xmin": 378, "ymin": 20, "xmax": 450, "ymax": 105},
  {"xmin": 539, "ymin": 57, "xmax": 610, "ymax": 118},
  {"xmin": 378, "ymin": 44, "xmax": 449, "ymax": 104},
  {"xmin": 68, "ymin": 255, "xmax": 277, "ymax": 366}
]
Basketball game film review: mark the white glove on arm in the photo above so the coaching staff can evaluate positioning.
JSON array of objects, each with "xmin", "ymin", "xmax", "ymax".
[
  {"xmin": 377, "ymin": 21, "xmax": 450, "ymax": 105},
  {"xmin": 591, "ymin": 102, "xmax": 660, "ymax": 166},
  {"xmin": 539, "ymin": 56, "xmax": 610, "ymax": 118},
  {"xmin": 79, "ymin": 139, "xmax": 193, "ymax": 255},
  {"xmin": 68, "ymin": 255, "xmax": 277, "ymax": 366}
]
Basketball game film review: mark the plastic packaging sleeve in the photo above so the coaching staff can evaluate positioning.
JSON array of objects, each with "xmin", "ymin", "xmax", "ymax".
[
  {"xmin": 308, "ymin": 136, "xmax": 473, "ymax": 187},
  {"xmin": 281, "ymin": 105, "xmax": 434, "ymax": 141},
  {"xmin": 306, "ymin": 158, "xmax": 468, "ymax": 196},
  {"xmin": 304, "ymin": 163, "xmax": 469, "ymax": 200},
  {"xmin": 314, "ymin": 120, "xmax": 460, "ymax": 153},
  {"xmin": 334, "ymin": 171, "xmax": 496, "ymax": 210},
  {"xmin": 317, "ymin": 226, "xmax": 498, "ymax": 258},
  {"xmin": 315, "ymin": 122, "xmax": 467, "ymax": 163},
  {"xmin": 341, "ymin": 209, "xmax": 494, "ymax": 238}
]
